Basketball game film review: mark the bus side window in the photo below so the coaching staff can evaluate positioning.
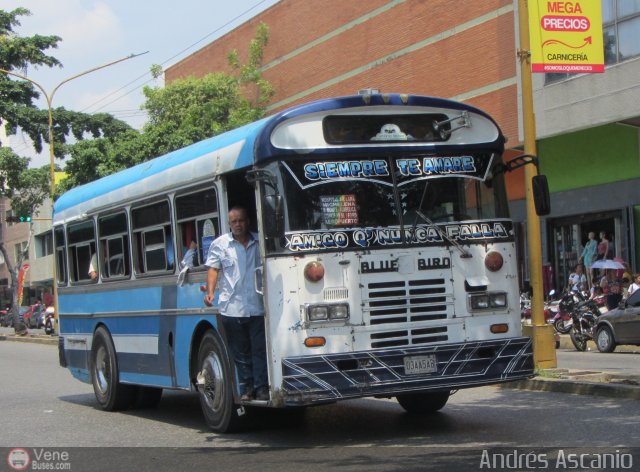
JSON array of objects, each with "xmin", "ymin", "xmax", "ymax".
[
  {"xmin": 98, "ymin": 212, "xmax": 130, "ymax": 280},
  {"xmin": 131, "ymin": 200, "xmax": 173, "ymax": 275},
  {"xmin": 54, "ymin": 226, "xmax": 68, "ymax": 285},
  {"xmin": 66, "ymin": 220, "xmax": 96, "ymax": 283},
  {"xmin": 175, "ymin": 187, "xmax": 219, "ymax": 268}
]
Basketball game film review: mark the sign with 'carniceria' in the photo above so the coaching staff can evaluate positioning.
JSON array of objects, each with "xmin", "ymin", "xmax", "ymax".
[{"xmin": 528, "ymin": 1, "xmax": 604, "ymax": 73}]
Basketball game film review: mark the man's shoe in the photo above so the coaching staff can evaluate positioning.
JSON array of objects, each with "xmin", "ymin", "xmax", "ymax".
[
  {"xmin": 255, "ymin": 387, "xmax": 269, "ymax": 401},
  {"xmin": 240, "ymin": 391, "xmax": 254, "ymax": 402}
]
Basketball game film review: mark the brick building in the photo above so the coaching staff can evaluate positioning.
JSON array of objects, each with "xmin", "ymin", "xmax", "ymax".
[
  {"xmin": 159, "ymin": 0, "xmax": 640, "ymax": 290},
  {"xmin": 167, "ymin": 0, "xmax": 528, "ymax": 204}
]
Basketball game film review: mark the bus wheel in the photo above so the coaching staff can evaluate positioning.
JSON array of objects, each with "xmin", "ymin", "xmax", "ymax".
[
  {"xmin": 197, "ymin": 330, "xmax": 243, "ymax": 432},
  {"xmin": 90, "ymin": 326, "xmax": 136, "ymax": 411},
  {"xmin": 132, "ymin": 386, "xmax": 163, "ymax": 409},
  {"xmin": 396, "ymin": 390, "xmax": 450, "ymax": 414}
]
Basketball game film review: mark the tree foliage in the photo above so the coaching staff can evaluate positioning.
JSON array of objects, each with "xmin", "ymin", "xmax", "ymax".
[
  {"xmin": 0, "ymin": 7, "xmax": 131, "ymax": 332},
  {"xmin": 59, "ymin": 22, "xmax": 274, "ymax": 191},
  {"xmin": 0, "ymin": 7, "xmax": 131, "ymax": 154}
]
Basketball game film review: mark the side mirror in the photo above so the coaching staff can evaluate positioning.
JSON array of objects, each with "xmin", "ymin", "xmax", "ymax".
[
  {"xmin": 263, "ymin": 194, "xmax": 284, "ymax": 237},
  {"xmin": 532, "ymin": 175, "xmax": 550, "ymax": 216}
]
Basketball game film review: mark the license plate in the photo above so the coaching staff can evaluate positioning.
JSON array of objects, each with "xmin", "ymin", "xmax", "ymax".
[{"xmin": 403, "ymin": 355, "xmax": 437, "ymax": 375}]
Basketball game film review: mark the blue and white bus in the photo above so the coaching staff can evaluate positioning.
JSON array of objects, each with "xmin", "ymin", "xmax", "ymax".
[{"xmin": 54, "ymin": 93, "xmax": 536, "ymax": 432}]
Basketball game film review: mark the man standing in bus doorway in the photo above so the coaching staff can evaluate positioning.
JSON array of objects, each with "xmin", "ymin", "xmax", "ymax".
[{"xmin": 203, "ymin": 206, "xmax": 268, "ymax": 402}]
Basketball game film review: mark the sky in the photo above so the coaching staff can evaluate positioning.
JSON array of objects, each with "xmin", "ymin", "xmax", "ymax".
[{"xmin": 2, "ymin": 0, "xmax": 280, "ymax": 166}]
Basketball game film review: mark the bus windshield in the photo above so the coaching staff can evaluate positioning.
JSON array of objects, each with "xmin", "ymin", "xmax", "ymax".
[{"xmin": 261, "ymin": 154, "xmax": 509, "ymax": 254}]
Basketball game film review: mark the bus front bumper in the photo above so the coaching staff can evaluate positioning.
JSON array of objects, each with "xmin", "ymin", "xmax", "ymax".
[{"xmin": 280, "ymin": 336, "xmax": 533, "ymax": 406}]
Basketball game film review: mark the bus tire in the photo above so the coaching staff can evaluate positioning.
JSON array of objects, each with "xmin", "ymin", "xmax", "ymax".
[
  {"xmin": 197, "ymin": 330, "xmax": 243, "ymax": 433},
  {"xmin": 396, "ymin": 390, "xmax": 450, "ymax": 414},
  {"xmin": 132, "ymin": 386, "xmax": 163, "ymax": 409},
  {"xmin": 89, "ymin": 326, "xmax": 136, "ymax": 411}
]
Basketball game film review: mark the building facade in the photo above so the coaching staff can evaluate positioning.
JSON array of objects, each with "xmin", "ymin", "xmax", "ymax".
[
  {"xmin": 0, "ymin": 196, "xmax": 54, "ymax": 308},
  {"xmin": 166, "ymin": 0, "xmax": 640, "ymax": 291}
]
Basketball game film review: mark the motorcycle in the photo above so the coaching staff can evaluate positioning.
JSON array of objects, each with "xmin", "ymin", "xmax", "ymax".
[
  {"xmin": 520, "ymin": 292, "xmax": 554, "ymax": 323},
  {"xmin": 568, "ymin": 298, "xmax": 602, "ymax": 351},
  {"xmin": 552, "ymin": 290, "xmax": 586, "ymax": 334},
  {"xmin": 44, "ymin": 306, "xmax": 55, "ymax": 335},
  {"xmin": 521, "ymin": 291, "xmax": 560, "ymax": 348}
]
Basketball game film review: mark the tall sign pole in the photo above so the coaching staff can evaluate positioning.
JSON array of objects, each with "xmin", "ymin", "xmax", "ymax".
[{"xmin": 518, "ymin": 0, "xmax": 557, "ymax": 368}]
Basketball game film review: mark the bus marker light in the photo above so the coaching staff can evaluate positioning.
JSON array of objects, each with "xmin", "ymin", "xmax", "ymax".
[
  {"xmin": 490, "ymin": 324, "xmax": 509, "ymax": 334},
  {"xmin": 484, "ymin": 251, "xmax": 504, "ymax": 272},
  {"xmin": 304, "ymin": 261, "xmax": 325, "ymax": 282},
  {"xmin": 304, "ymin": 336, "xmax": 326, "ymax": 347}
]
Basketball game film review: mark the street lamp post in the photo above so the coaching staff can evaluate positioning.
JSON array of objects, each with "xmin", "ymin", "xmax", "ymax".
[
  {"xmin": 1, "ymin": 52, "xmax": 147, "ymax": 196},
  {"xmin": 0, "ymin": 52, "xmax": 147, "ymax": 330}
]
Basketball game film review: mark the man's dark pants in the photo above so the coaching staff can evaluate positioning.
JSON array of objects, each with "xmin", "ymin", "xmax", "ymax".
[{"xmin": 221, "ymin": 315, "xmax": 268, "ymax": 396}]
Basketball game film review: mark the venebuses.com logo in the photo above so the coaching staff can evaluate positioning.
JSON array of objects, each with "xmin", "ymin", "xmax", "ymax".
[
  {"xmin": 6, "ymin": 448, "xmax": 30, "ymax": 471},
  {"xmin": 6, "ymin": 448, "xmax": 71, "ymax": 470}
]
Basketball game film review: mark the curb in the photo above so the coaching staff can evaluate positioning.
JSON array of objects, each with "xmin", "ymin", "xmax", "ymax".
[
  {"xmin": 502, "ymin": 377, "xmax": 640, "ymax": 400},
  {"xmin": 0, "ymin": 333, "xmax": 58, "ymax": 345}
]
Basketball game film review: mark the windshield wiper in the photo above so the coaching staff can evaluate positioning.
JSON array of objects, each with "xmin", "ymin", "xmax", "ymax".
[
  {"xmin": 407, "ymin": 180, "xmax": 471, "ymax": 258},
  {"xmin": 415, "ymin": 209, "xmax": 472, "ymax": 258},
  {"xmin": 409, "ymin": 181, "xmax": 430, "ymax": 237}
]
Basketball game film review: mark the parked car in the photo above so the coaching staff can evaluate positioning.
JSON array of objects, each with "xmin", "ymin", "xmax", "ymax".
[
  {"xmin": 0, "ymin": 308, "xmax": 9, "ymax": 327},
  {"xmin": 26, "ymin": 303, "xmax": 45, "ymax": 329},
  {"xmin": 595, "ymin": 289, "xmax": 640, "ymax": 353},
  {"xmin": 1, "ymin": 306, "xmax": 30, "ymax": 328}
]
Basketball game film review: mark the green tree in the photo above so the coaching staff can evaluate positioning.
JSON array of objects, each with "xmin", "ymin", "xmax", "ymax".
[
  {"xmin": 59, "ymin": 23, "xmax": 274, "ymax": 190},
  {"xmin": 0, "ymin": 7, "xmax": 131, "ymax": 333},
  {"xmin": 0, "ymin": 8, "xmax": 131, "ymax": 155}
]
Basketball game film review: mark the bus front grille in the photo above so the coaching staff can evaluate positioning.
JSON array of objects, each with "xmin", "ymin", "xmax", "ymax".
[{"xmin": 364, "ymin": 278, "xmax": 450, "ymax": 347}]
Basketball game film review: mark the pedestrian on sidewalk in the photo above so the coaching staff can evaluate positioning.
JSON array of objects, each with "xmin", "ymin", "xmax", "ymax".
[
  {"xmin": 601, "ymin": 269, "xmax": 623, "ymax": 310},
  {"xmin": 628, "ymin": 274, "xmax": 640, "ymax": 297}
]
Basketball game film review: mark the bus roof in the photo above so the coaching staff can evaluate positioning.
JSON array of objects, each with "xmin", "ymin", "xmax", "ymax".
[
  {"xmin": 53, "ymin": 116, "xmax": 272, "ymax": 224},
  {"xmin": 53, "ymin": 93, "xmax": 503, "ymax": 224}
]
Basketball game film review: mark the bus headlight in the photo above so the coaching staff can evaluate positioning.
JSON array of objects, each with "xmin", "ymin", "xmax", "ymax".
[
  {"xmin": 469, "ymin": 292, "xmax": 508, "ymax": 311},
  {"xmin": 306, "ymin": 303, "xmax": 350, "ymax": 322}
]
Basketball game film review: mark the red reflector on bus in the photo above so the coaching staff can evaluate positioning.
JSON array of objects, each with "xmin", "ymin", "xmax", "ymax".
[
  {"xmin": 304, "ymin": 337, "xmax": 326, "ymax": 347},
  {"xmin": 304, "ymin": 261, "xmax": 325, "ymax": 282},
  {"xmin": 490, "ymin": 324, "xmax": 509, "ymax": 334},
  {"xmin": 484, "ymin": 251, "xmax": 504, "ymax": 272}
]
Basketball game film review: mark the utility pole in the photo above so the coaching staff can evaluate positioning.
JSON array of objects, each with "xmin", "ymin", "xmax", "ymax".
[{"xmin": 517, "ymin": 0, "xmax": 557, "ymax": 368}]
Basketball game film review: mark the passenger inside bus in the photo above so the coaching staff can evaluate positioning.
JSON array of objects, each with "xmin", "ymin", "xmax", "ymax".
[{"xmin": 88, "ymin": 253, "xmax": 98, "ymax": 280}]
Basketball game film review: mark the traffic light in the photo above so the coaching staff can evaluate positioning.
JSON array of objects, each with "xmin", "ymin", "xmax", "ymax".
[{"xmin": 5, "ymin": 215, "xmax": 31, "ymax": 223}]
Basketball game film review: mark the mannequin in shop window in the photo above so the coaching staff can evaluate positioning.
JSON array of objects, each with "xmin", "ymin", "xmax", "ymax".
[
  {"xmin": 596, "ymin": 231, "xmax": 610, "ymax": 260},
  {"xmin": 580, "ymin": 231, "xmax": 597, "ymax": 289}
]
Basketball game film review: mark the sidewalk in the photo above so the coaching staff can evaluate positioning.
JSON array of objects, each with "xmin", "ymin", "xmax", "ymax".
[
  {"xmin": 502, "ymin": 334, "xmax": 640, "ymax": 400},
  {"xmin": 2, "ymin": 327, "xmax": 639, "ymax": 400},
  {"xmin": 503, "ymin": 366, "xmax": 640, "ymax": 400},
  {"xmin": 0, "ymin": 326, "xmax": 57, "ymax": 345}
]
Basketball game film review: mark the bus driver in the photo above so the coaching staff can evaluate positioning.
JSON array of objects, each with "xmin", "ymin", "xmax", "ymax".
[{"xmin": 203, "ymin": 207, "xmax": 268, "ymax": 401}]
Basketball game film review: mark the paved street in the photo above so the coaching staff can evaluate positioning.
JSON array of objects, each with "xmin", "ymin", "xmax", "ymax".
[{"xmin": 1, "ymin": 339, "xmax": 640, "ymax": 471}]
